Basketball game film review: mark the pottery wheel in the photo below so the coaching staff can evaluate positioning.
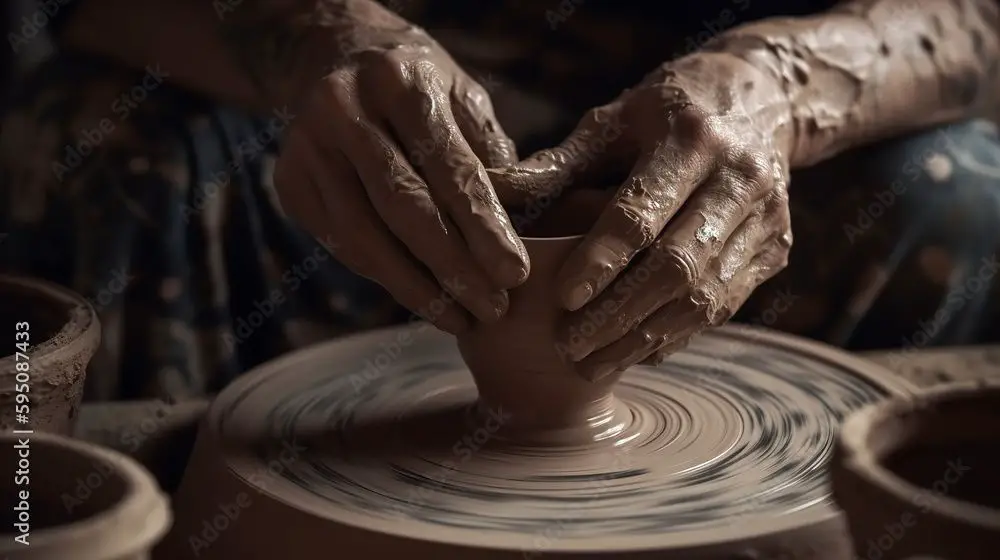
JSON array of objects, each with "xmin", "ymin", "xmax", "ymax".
[{"xmin": 174, "ymin": 324, "xmax": 913, "ymax": 558}]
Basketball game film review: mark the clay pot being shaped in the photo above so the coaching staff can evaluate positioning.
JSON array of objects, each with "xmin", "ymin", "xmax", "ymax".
[
  {"xmin": 832, "ymin": 381, "xmax": 1000, "ymax": 560},
  {"xmin": 0, "ymin": 275, "xmax": 100, "ymax": 435},
  {"xmin": 0, "ymin": 431, "xmax": 172, "ymax": 559},
  {"xmin": 457, "ymin": 189, "xmax": 623, "ymax": 445}
]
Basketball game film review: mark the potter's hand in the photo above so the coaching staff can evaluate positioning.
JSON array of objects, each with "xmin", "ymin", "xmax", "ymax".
[
  {"xmin": 274, "ymin": 29, "xmax": 528, "ymax": 335},
  {"xmin": 492, "ymin": 53, "xmax": 794, "ymax": 380}
]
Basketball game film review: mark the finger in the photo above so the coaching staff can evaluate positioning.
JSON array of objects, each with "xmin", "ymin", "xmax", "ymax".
[
  {"xmin": 319, "ymin": 108, "xmax": 511, "ymax": 323},
  {"xmin": 451, "ymin": 78, "xmax": 518, "ymax": 167},
  {"xmin": 274, "ymin": 130, "xmax": 337, "ymax": 240},
  {"xmin": 555, "ymin": 125, "xmax": 719, "ymax": 312},
  {"xmin": 576, "ymin": 296, "xmax": 710, "ymax": 382},
  {"xmin": 555, "ymin": 164, "xmax": 772, "ymax": 361},
  {"xmin": 600, "ymin": 201, "xmax": 791, "ymax": 373},
  {"xmin": 277, "ymin": 125, "xmax": 473, "ymax": 334},
  {"xmin": 636, "ymin": 229, "xmax": 790, "ymax": 368},
  {"xmin": 709, "ymin": 191, "xmax": 792, "ymax": 314},
  {"xmin": 371, "ymin": 61, "xmax": 529, "ymax": 289},
  {"xmin": 309, "ymin": 75, "xmax": 514, "ymax": 322},
  {"xmin": 486, "ymin": 103, "xmax": 627, "ymax": 209}
]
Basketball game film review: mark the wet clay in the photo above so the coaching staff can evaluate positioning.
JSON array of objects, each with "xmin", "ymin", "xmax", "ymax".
[
  {"xmin": 706, "ymin": 0, "xmax": 1000, "ymax": 167},
  {"xmin": 459, "ymin": 188, "xmax": 628, "ymax": 444},
  {"xmin": 159, "ymin": 321, "xmax": 912, "ymax": 559},
  {"xmin": 833, "ymin": 381, "xmax": 1000, "ymax": 560},
  {"xmin": 0, "ymin": 275, "xmax": 100, "ymax": 435},
  {"xmin": 0, "ymin": 431, "xmax": 171, "ymax": 559}
]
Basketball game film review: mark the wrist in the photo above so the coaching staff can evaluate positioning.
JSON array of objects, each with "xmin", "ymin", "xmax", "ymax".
[{"xmin": 674, "ymin": 51, "xmax": 797, "ymax": 164}]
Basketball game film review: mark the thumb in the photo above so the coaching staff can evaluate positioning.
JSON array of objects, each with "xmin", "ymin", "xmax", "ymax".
[{"xmin": 487, "ymin": 104, "xmax": 626, "ymax": 209}]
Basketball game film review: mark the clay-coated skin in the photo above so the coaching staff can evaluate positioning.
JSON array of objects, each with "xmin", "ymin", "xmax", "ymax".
[
  {"xmin": 490, "ymin": 0, "xmax": 1000, "ymax": 380},
  {"xmin": 223, "ymin": 0, "xmax": 1000, "ymax": 376},
  {"xmin": 223, "ymin": 0, "xmax": 528, "ymax": 335}
]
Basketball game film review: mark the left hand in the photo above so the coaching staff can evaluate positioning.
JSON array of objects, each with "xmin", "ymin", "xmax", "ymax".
[{"xmin": 490, "ymin": 52, "xmax": 795, "ymax": 382}]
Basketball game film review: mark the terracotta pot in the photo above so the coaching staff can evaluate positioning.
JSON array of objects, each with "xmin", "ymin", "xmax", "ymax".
[
  {"xmin": 457, "ymin": 189, "xmax": 625, "ymax": 443},
  {"xmin": 832, "ymin": 381, "xmax": 1000, "ymax": 560},
  {"xmin": 0, "ymin": 430, "xmax": 172, "ymax": 559},
  {"xmin": 0, "ymin": 275, "xmax": 100, "ymax": 435}
]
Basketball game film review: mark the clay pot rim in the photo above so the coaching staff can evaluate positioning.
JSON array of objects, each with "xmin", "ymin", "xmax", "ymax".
[
  {"xmin": 0, "ymin": 274, "xmax": 100, "ymax": 373},
  {"xmin": 838, "ymin": 380, "xmax": 1000, "ymax": 529},
  {"xmin": 0, "ymin": 431, "xmax": 171, "ymax": 558}
]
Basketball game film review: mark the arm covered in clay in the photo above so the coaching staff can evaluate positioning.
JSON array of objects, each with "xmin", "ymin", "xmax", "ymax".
[
  {"xmin": 487, "ymin": 0, "xmax": 1000, "ymax": 382},
  {"xmin": 707, "ymin": 0, "xmax": 1000, "ymax": 167}
]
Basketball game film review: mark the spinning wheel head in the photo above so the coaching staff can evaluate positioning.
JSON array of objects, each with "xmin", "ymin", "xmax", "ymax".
[{"xmin": 160, "ymin": 324, "xmax": 912, "ymax": 559}]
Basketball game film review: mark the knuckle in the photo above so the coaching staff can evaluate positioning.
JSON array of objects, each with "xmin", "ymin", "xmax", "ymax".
[
  {"xmin": 773, "ymin": 237, "xmax": 792, "ymax": 270},
  {"xmin": 357, "ymin": 48, "xmax": 404, "ymax": 76},
  {"xmin": 672, "ymin": 108, "xmax": 721, "ymax": 147},
  {"xmin": 767, "ymin": 181, "xmax": 791, "ymax": 208},
  {"xmin": 458, "ymin": 79, "xmax": 491, "ymax": 107},
  {"xmin": 726, "ymin": 148, "xmax": 773, "ymax": 192},
  {"xmin": 320, "ymin": 74, "xmax": 364, "ymax": 123},
  {"xmin": 581, "ymin": 103, "xmax": 620, "ymax": 128},
  {"xmin": 408, "ymin": 59, "xmax": 447, "ymax": 95},
  {"xmin": 692, "ymin": 288, "xmax": 723, "ymax": 325},
  {"xmin": 609, "ymin": 200, "xmax": 660, "ymax": 250},
  {"xmin": 651, "ymin": 242, "xmax": 699, "ymax": 288}
]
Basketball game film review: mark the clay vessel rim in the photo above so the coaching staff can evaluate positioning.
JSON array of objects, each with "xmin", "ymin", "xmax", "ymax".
[
  {"xmin": 0, "ymin": 274, "xmax": 100, "ymax": 373},
  {"xmin": 0, "ymin": 431, "xmax": 172, "ymax": 557},
  {"xmin": 208, "ymin": 322, "xmax": 916, "ymax": 552},
  {"xmin": 839, "ymin": 380, "xmax": 1000, "ymax": 528}
]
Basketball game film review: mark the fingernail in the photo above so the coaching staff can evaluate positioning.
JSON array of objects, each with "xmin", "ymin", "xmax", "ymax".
[
  {"xmin": 495, "ymin": 254, "xmax": 529, "ymax": 289},
  {"xmin": 488, "ymin": 291, "xmax": 509, "ymax": 319},
  {"xmin": 562, "ymin": 281, "xmax": 593, "ymax": 311},
  {"xmin": 474, "ymin": 291, "xmax": 509, "ymax": 323},
  {"xmin": 581, "ymin": 362, "xmax": 618, "ymax": 383}
]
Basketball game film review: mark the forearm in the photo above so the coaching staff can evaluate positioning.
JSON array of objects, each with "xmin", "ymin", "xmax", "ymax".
[
  {"xmin": 706, "ymin": 0, "xmax": 1000, "ymax": 168},
  {"xmin": 61, "ymin": 0, "xmax": 260, "ymax": 109},
  {"xmin": 218, "ymin": 0, "xmax": 431, "ymax": 107}
]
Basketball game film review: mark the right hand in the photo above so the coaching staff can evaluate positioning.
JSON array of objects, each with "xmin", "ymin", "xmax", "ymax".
[{"xmin": 273, "ymin": 27, "xmax": 528, "ymax": 334}]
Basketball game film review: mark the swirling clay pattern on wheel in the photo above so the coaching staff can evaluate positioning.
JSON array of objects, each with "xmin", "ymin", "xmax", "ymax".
[{"xmin": 197, "ymin": 324, "xmax": 913, "ymax": 556}]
